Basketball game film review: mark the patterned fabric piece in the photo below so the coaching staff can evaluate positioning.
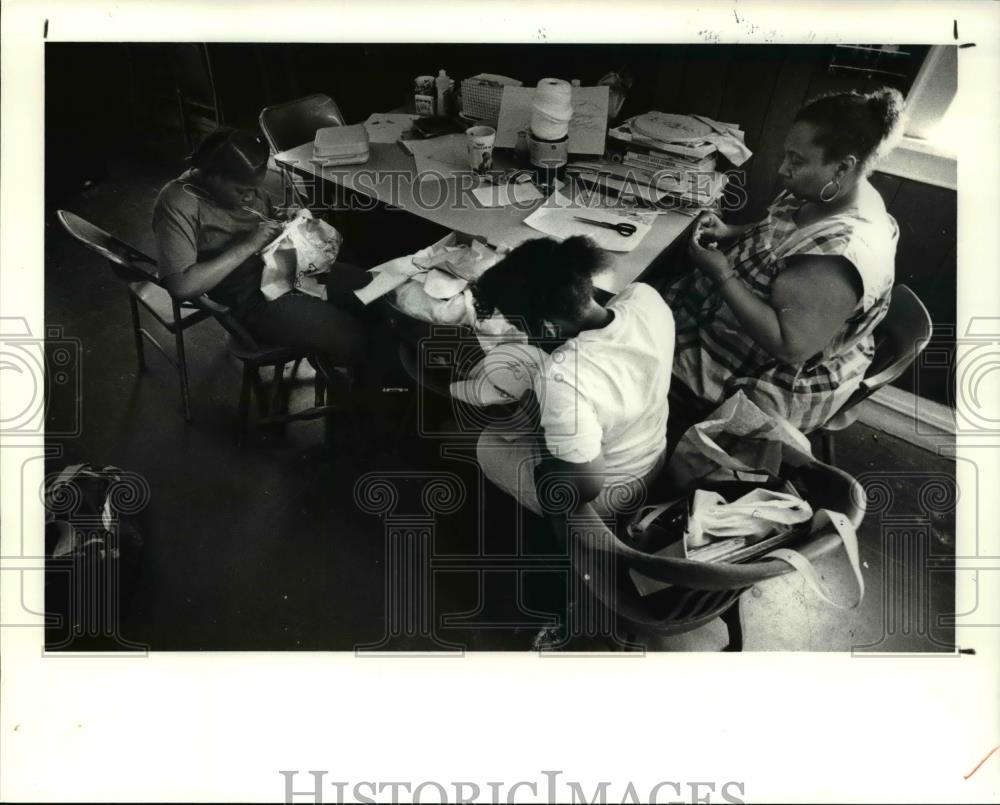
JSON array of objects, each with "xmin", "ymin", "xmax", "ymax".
[{"xmin": 664, "ymin": 184, "xmax": 897, "ymax": 433}]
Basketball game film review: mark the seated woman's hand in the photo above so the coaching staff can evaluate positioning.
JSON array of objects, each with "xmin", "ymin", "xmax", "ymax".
[
  {"xmin": 247, "ymin": 219, "xmax": 284, "ymax": 251},
  {"xmin": 693, "ymin": 211, "xmax": 732, "ymax": 245},
  {"xmin": 688, "ymin": 229, "xmax": 732, "ymax": 284}
]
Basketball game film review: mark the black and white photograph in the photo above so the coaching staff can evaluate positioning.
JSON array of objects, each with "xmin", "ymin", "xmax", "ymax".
[{"xmin": 2, "ymin": 2, "xmax": 999, "ymax": 803}]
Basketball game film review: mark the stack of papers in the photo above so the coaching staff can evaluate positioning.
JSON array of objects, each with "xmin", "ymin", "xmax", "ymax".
[{"xmin": 607, "ymin": 111, "xmax": 753, "ymax": 208}]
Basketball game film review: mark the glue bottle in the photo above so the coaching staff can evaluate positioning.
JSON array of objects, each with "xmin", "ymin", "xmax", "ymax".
[{"xmin": 435, "ymin": 69, "xmax": 452, "ymax": 116}]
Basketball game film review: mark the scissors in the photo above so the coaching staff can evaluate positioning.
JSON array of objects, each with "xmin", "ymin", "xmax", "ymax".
[{"xmin": 572, "ymin": 216, "xmax": 637, "ymax": 237}]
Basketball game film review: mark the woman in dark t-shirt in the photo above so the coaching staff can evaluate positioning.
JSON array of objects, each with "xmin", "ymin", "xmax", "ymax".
[{"xmin": 151, "ymin": 128, "xmax": 372, "ymax": 369}]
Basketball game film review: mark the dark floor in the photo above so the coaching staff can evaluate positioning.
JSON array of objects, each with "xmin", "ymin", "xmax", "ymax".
[{"xmin": 43, "ymin": 157, "xmax": 957, "ymax": 652}]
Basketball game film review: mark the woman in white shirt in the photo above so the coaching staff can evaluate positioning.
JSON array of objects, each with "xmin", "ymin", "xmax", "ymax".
[{"xmin": 472, "ymin": 236, "xmax": 676, "ymax": 519}]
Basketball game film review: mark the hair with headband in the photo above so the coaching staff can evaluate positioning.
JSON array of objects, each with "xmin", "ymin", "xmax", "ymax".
[{"xmin": 187, "ymin": 127, "xmax": 270, "ymax": 184}]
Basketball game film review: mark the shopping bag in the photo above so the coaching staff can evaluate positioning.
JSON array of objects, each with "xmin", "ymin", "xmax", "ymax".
[{"xmin": 667, "ymin": 390, "xmax": 814, "ymax": 488}]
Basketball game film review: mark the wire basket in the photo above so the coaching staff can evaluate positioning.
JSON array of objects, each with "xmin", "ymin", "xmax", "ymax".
[{"xmin": 460, "ymin": 77, "xmax": 506, "ymax": 126}]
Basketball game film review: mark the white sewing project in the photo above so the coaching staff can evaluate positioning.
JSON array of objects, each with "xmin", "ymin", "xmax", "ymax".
[{"xmin": 259, "ymin": 210, "xmax": 342, "ymax": 300}]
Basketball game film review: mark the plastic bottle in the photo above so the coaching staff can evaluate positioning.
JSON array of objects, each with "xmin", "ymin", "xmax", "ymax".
[
  {"xmin": 514, "ymin": 130, "xmax": 530, "ymax": 166},
  {"xmin": 435, "ymin": 69, "xmax": 452, "ymax": 116}
]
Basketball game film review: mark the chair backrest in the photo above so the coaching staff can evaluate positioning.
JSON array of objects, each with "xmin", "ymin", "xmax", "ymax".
[
  {"xmin": 258, "ymin": 93, "xmax": 344, "ymax": 154},
  {"xmin": 835, "ymin": 284, "xmax": 933, "ymax": 416},
  {"xmin": 56, "ymin": 210, "xmax": 159, "ymax": 284},
  {"xmin": 865, "ymin": 284, "xmax": 933, "ymax": 390}
]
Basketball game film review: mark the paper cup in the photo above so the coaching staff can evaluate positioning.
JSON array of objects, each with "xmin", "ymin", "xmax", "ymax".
[{"xmin": 466, "ymin": 125, "xmax": 496, "ymax": 175}]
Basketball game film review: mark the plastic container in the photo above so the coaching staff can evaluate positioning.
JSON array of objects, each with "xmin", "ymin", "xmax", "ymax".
[
  {"xmin": 435, "ymin": 69, "xmax": 453, "ymax": 116},
  {"xmin": 414, "ymin": 75, "xmax": 435, "ymax": 116}
]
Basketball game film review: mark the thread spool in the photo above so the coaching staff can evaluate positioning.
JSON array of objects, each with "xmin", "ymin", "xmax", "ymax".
[{"xmin": 531, "ymin": 78, "xmax": 573, "ymax": 141}]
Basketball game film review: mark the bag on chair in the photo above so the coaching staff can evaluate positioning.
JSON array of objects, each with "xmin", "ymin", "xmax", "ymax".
[{"xmin": 628, "ymin": 393, "xmax": 864, "ymax": 608}]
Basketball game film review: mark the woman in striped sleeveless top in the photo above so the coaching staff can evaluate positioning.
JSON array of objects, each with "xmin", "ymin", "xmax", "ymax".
[{"xmin": 664, "ymin": 87, "xmax": 906, "ymax": 433}]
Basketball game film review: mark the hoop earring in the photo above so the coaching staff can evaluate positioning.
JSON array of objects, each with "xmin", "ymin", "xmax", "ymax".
[{"xmin": 820, "ymin": 179, "xmax": 841, "ymax": 203}]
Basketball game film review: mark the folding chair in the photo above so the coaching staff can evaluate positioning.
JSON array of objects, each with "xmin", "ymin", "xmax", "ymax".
[
  {"xmin": 818, "ymin": 284, "xmax": 933, "ymax": 464},
  {"xmin": 259, "ymin": 93, "xmax": 345, "ymax": 210},
  {"xmin": 56, "ymin": 209, "xmax": 212, "ymax": 421},
  {"xmin": 58, "ymin": 210, "xmax": 342, "ymax": 440}
]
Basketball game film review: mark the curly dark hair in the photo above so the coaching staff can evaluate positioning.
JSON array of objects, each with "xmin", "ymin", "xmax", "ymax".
[
  {"xmin": 794, "ymin": 86, "xmax": 906, "ymax": 173},
  {"xmin": 473, "ymin": 236, "xmax": 611, "ymax": 331},
  {"xmin": 187, "ymin": 127, "xmax": 270, "ymax": 184}
]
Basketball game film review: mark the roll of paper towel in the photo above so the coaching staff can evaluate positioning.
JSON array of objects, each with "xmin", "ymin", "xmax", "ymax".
[{"xmin": 530, "ymin": 78, "xmax": 573, "ymax": 141}]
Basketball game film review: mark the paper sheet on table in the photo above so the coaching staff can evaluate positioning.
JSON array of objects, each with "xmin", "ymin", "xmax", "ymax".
[
  {"xmin": 353, "ymin": 255, "xmax": 422, "ymax": 305},
  {"xmin": 364, "ymin": 113, "xmax": 418, "ymax": 144},
  {"xmin": 523, "ymin": 194, "xmax": 652, "ymax": 252},
  {"xmin": 495, "ymin": 85, "xmax": 609, "ymax": 154},
  {"xmin": 405, "ymin": 134, "xmax": 470, "ymax": 181},
  {"xmin": 471, "ymin": 181, "xmax": 543, "ymax": 207}
]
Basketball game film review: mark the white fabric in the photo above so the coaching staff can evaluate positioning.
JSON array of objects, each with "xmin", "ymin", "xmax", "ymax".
[
  {"xmin": 537, "ymin": 283, "xmax": 675, "ymax": 478},
  {"xmin": 684, "ymin": 487, "xmax": 813, "ymax": 548}
]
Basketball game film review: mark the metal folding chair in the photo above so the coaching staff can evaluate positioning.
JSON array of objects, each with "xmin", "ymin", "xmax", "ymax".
[
  {"xmin": 57, "ymin": 210, "xmax": 342, "ymax": 440},
  {"xmin": 56, "ymin": 209, "xmax": 212, "ymax": 420},
  {"xmin": 258, "ymin": 93, "xmax": 345, "ymax": 210},
  {"xmin": 818, "ymin": 284, "xmax": 933, "ymax": 464}
]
